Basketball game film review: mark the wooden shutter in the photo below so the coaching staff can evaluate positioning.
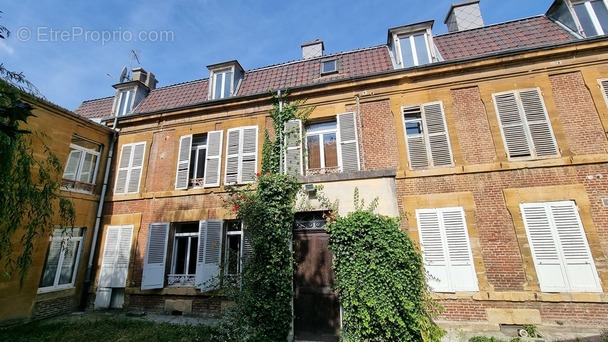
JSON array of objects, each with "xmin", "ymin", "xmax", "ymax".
[
  {"xmin": 196, "ymin": 220, "xmax": 223, "ymax": 291},
  {"xmin": 127, "ymin": 142, "xmax": 146, "ymax": 193},
  {"xmin": 175, "ymin": 135, "xmax": 193, "ymax": 190},
  {"xmin": 284, "ymin": 119, "xmax": 303, "ymax": 175},
  {"xmin": 519, "ymin": 89, "xmax": 558, "ymax": 157},
  {"xmin": 521, "ymin": 201, "xmax": 601, "ymax": 293},
  {"xmin": 241, "ymin": 127, "xmax": 258, "ymax": 183},
  {"xmin": 416, "ymin": 208, "xmax": 478, "ymax": 292},
  {"xmin": 114, "ymin": 145, "xmax": 132, "ymax": 194},
  {"xmin": 337, "ymin": 112, "xmax": 360, "ymax": 172},
  {"xmin": 99, "ymin": 226, "xmax": 120, "ymax": 287},
  {"xmin": 494, "ymin": 92, "xmax": 531, "ymax": 158},
  {"xmin": 599, "ymin": 79, "xmax": 608, "ymax": 107},
  {"xmin": 403, "ymin": 106, "xmax": 430, "ymax": 168},
  {"xmin": 422, "ymin": 102, "xmax": 453, "ymax": 167},
  {"xmin": 114, "ymin": 226, "xmax": 133, "ymax": 288},
  {"xmin": 99, "ymin": 225, "xmax": 132, "ymax": 288},
  {"xmin": 242, "ymin": 229, "xmax": 254, "ymax": 267},
  {"xmin": 141, "ymin": 223, "xmax": 169, "ymax": 290},
  {"xmin": 225, "ymin": 129, "xmax": 240, "ymax": 184},
  {"xmin": 204, "ymin": 130, "xmax": 223, "ymax": 187}
]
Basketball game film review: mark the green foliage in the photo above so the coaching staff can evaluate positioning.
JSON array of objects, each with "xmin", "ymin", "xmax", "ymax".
[
  {"xmin": 215, "ymin": 91, "xmax": 304, "ymax": 341},
  {"xmin": 469, "ymin": 337, "xmax": 505, "ymax": 342},
  {"xmin": 523, "ymin": 324, "xmax": 538, "ymax": 338},
  {"xmin": 261, "ymin": 90, "xmax": 311, "ymax": 174},
  {"xmin": 326, "ymin": 189, "xmax": 444, "ymax": 341},
  {"xmin": 0, "ymin": 80, "xmax": 75, "ymax": 285}
]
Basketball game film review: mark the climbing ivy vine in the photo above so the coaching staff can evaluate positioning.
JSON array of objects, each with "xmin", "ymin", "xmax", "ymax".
[{"xmin": 326, "ymin": 189, "xmax": 445, "ymax": 342}]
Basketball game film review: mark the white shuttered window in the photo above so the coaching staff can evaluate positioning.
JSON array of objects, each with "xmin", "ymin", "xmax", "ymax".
[
  {"xmin": 174, "ymin": 131, "xmax": 223, "ymax": 189},
  {"xmin": 284, "ymin": 119, "xmax": 303, "ymax": 175},
  {"xmin": 521, "ymin": 201, "xmax": 602, "ymax": 293},
  {"xmin": 402, "ymin": 102, "xmax": 453, "ymax": 169},
  {"xmin": 114, "ymin": 142, "xmax": 146, "ymax": 194},
  {"xmin": 98, "ymin": 225, "xmax": 133, "ymax": 288},
  {"xmin": 493, "ymin": 88, "xmax": 558, "ymax": 160},
  {"xmin": 224, "ymin": 126, "xmax": 258, "ymax": 185},
  {"xmin": 416, "ymin": 207, "xmax": 478, "ymax": 292},
  {"xmin": 141, "ymin": 223, "xmax": 170, "ymax": 290}
]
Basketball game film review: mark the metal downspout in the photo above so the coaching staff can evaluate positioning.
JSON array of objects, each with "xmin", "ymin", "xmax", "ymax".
[{"xmin": 80, "ymin": 117, "xmax": 118, "ymax": 309}]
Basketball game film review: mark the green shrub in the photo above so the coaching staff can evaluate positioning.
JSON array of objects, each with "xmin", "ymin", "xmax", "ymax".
[{"xmin": 326, "ymin": 193, "xmax": 444, "ymax": 341}]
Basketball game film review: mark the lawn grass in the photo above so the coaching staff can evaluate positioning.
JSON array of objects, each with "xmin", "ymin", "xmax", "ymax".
[{"xmin": 0, "ymin": 313, "xmax": 217, "ymax": 342}]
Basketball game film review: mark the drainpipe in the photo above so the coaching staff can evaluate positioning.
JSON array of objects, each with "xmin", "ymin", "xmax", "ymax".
[
  {"xmin": 80, "ymin": 116, "xmax": 118, "ymax": 310},
  {"xmin": 278, "ymin": 89, "xmax": 284, "ymax": 174}
]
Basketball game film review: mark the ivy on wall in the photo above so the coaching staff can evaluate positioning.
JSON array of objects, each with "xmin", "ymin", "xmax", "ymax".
[{"xmin": 326, "ymin": 190, "xmax": 445, "ymax": 341}]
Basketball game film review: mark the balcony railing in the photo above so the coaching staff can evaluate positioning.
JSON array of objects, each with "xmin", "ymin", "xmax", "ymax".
[
  {"xmin": 167, "ymin": 274, "xmax": 196, "ymax": 286},
  {"xmin": 61, "ymin": 179, "xmax": 95, "ymax": 193}
]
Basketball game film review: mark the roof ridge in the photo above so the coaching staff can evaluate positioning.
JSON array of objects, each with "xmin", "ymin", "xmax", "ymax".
[
  {"xmin": 245, "ymin": 45, "xmax": 388, "ymax": 73},
  {"xmin": 435, "ymin": 14, "xmax": 546, "ymax": 37},
  {"xmin": 79, "ymin": 95, "xmax": 114, "ymax": 104}
]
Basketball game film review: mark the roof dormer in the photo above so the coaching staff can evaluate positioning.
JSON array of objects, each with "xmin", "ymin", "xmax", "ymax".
[
  {"xmin": 207, "ymin": 60, "xmax": 244, "ymax": 100},
  {"xmin": 112, "ymin": 67, "xmax": 157, "ymax": 116},
  {"xmin": 547, "ymin": 0, "xmax": 608, "ymax": 37},
  {"xmin": 388, "ymin": 20, "xmax": 438, "ymax": 69}
]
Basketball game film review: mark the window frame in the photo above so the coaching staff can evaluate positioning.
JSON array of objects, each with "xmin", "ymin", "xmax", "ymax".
[
  {"xmin": 211, "ymin": 67, "xmax": 234, "ymax": 100},
  {"xmin": 320, "ymin": 59, "xmax": 338, "ymax": 75},
  {"xmin": 168, "ymin": 223, "xmax": 199, "ymax": 287},
  {"xmin": 224, "ymin": 126, "xmax": 258, "ymax": 185},
  {"xmin": 572, "ymin": 0, "xmax": 608, "ymax": 36},
  {"xmin": 38, "ymin": 228, "xmax": 85, "ymax": 293},
  {"xmin": 189, "ymin": 134, "xmax": 208, "ymax": 188},
  {"xmin": 62, "ymin": 136, "xmax": 102, "ymax": 192},
  {"xmin": 116, "ymin": 89, "xmax": 134, "ymax": 116},
  {"xmin": 395, "ymin": 31, "xmax": 432, "ymax": 68},
  {"xmin": 401, "ymin": 101, "xmax": 453, "ymax": 169},
  {"xmin": 305, "ymin": 120, "xmax": 341, "ymax": 173}
]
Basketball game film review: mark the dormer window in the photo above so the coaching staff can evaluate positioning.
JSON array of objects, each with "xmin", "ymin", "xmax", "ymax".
[
  {"xmin": 572, "ymin": 0, "xmax": 608, "ymax": 36},
  {"xmin": 116, "ymin": 89, "xmax": 134, "ymax": 116},
  {"xmin": 321, "ymin": 59, "xmax": 338, "ymax": 75},
  {"xmin": 212, "ymin": 68, "xmax": 233, "ymax": 100},
  {"xmin": 207, "ymin": 61, "xmax": 244, "ymax": 100},
  {"xmin": 388, "ymin": 20, "xmax": 437, "ymax": 69},
  {"xmin": 398, "ymin": 33, "xmax": 431, "ymax": 67}
]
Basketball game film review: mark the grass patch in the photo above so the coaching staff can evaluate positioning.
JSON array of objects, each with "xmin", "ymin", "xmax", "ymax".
[{"xmin": 0, "ymin": 313, "xmax": 216, "ymax": 342}]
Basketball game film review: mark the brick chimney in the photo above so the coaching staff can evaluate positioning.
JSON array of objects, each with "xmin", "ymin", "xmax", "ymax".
[
  {"xmin": 301, "ymin": 39, "xmax": 324, "ymax": 59},
  {"xmin": 131, "ymin": 67, "xmax": 157, "ymax": 90},
  {"xmin": 445, "ymin": 0, "xmax": 484, "ymax": 33}
]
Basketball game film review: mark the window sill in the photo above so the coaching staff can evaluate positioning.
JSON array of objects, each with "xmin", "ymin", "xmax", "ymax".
[
  {"xmin": 61, "ymin": 179, "xmax": 96, "ymax": 194},
  {"xmin": 299, "ymin": 168, "xmax": 396, "ymax": 183},
  {"xmin": 37, "ymin": 285, "xmax": 75, "ymax": 295}
]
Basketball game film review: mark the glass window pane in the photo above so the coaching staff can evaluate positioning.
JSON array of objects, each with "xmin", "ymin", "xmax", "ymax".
[
  {"xmin": 414, "ymin": 34, "xmax": 430, "ymax": 65},
  {"xmin": 78, "ymin": 153, "xmax": 97, "ymax": 183},
  {"xmin": 307, "ymin": 135, "xmax": 321, "ymax": 169},
  {"xmin": 214, "ymin": 74, "xmax": 223, "ymax": 99},
  {"xmin": 58, "ymin": 241, "xmax": 79, "ymax": 285},
  {"xmin": 399, "ymin": 36, "xmax": 415, "ymax": 67},
  {"xmin": 188, "ymin": 238, "xmax": 198, "ymax": 275},
  {"xmin": 306, "ymin": 121, "xmax": 337, "ymax": 133},
  {"xmin": 223, "ymin": 71, "xmax": 233, "ymax": 98},
  {"xmin": 39, "ymin": 240, "xmax": 61, "ymax": 287},
  {"xmin": 574, "ymin": 3, "xmax": 599, "ymax": 36},
  {"xmin": 63, "ymin": 150, "xmax": 82, "ymax": 180},
  {"xmin": 591, "ymin": 0, "xmax": 608, "ymax": 33},
  {"xmin": 174, "ymin": 237, "xmax": 187, "ymax": 274},
  {"xmin": 406, "ymin": 122, "xmax": 423, "ymax": 136},
  {"xmin": 324, "ymin": 133, "xmax": 338, "ymax": 168},
  {"xmin": 195, "ymin": 148, "xmax": 206, "ymax": 179},
  {"xmin": 226, "ymin": 235, "xmax": 241, "ymax": 275}
]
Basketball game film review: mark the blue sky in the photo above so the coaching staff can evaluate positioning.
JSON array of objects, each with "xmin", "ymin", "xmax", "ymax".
[{"xmin": 1, "ymin": 0, "xmax": 554, "ymax": 111}]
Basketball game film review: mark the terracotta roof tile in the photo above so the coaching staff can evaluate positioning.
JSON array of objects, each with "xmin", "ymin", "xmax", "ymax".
[
  {"xmin": 74, "ymin": 96, "xmax": 114, "ymax": 119},
  {"xmin": 435, "ymin": 16, "xmax": 576, "ymax": 60},
  {"xmin": 134, "ymin": 79, "xmax": 208, "ymax": 114}
]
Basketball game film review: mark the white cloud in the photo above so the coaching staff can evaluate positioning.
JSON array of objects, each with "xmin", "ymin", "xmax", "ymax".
[{"xmin": 0, "ymin": 40, "xmax": 15, "ymax": 55}]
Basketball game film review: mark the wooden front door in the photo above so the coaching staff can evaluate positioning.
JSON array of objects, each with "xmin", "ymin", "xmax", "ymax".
[{"xmin": 293, "ymin": 213, "xmax": 340, "ymax": 341}]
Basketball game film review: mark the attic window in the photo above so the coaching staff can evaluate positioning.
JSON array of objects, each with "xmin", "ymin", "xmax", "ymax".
[
  {"xmin": 116, "ymin": 89, "xmax": 134, "ymax": 116},
  {"xmin": 321, "ymin": 59, "xmax": 338, "ymax": 75},
  {"xmin": 573, "ymin": 0, "xmax": 608, "ymax": 36},
  {"xmin": 398, "ymin": 32, "xmax": 431, "ymax": 67},
  {"xmin": 212, "ymin": 68, "xmax": 233, "ymax": 100}
]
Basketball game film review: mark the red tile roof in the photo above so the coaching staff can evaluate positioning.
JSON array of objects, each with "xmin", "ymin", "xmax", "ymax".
[
  {"xmin": 435, "ymin": 16, "xmax": 576, "ymax": 60},
  {"xmin": 76, "ymin": 16, "xmax": 578, "ymax": 120},
  {"xmin": 74, "ymin": 96, "xmax": 114, "ymax": 119}
]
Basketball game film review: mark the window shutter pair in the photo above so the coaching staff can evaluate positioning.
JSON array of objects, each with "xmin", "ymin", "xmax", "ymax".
[
  {"xmin": 493, "ymin": 88, "xmax": 558, "ymax": 159},
  {"xmin": 98, "ymin": 225, "xmax": 133, "ymax": 288},
  {"xmin": 115, "ymin": 142, "xmax": 146, "ymax": 194},
  {"xmin": 224, "ymin": 126, "xmax": 258, "ymax": 184},
  {"xmin": 286, "ymin": 112, "xmax": 360, "ymax": 175},
  {"xmin": 521, "ymin": 201, "xmax": 601, "ymax": 293},
  {"xmin": 416, "ymin": 207, "xmax": 478, "ymax": 292},
  {"xmin": 174, "ymin": 131, "xmax": 223, "ymax": 190},
  {"xmin": 141, "ymin": 220, "xmax": 223, "ymax": 291},
  {"xmin": 403, "ymin": 102, "xmax": 453, "ymax": 169}
]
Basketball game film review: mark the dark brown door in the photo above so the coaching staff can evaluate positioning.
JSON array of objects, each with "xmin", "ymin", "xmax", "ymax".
[{"xmin": 293, "ymin": 215, "xmax": 340, "ymax": 342}]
